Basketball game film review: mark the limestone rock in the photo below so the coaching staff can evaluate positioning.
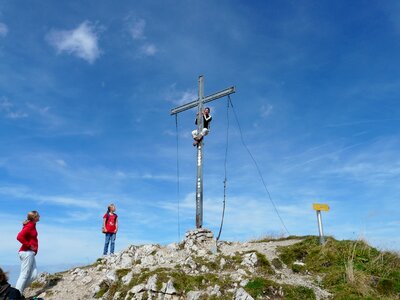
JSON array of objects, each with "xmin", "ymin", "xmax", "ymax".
[
  {"xmin": 146, "ymin": 274, "xmax": 158, "ymax": 291},
  {"xmin": 122, "ymin": 271, "xmax": 133, "ymax": 284},
  {"xmin": 187, "ymin": 291, "xmax": 202, "ymax": 300},
  {"xmin": 161, "ymin": 279, "xmax": 177, "ymax": 295},
  {"xmin": 242, "ymin": 252, "xmax": 258, "ymax": 267},
  {"xmin": 234, "ymin": 287, "xmax": 255, "ymax": 300},
  {"xmin": 22, "ymin": 232, "xmax": 331, "ymax": 300}
]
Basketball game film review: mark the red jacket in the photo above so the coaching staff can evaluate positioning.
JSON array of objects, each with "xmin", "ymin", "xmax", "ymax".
[
  {"xmin": 17, "ymin": 221, "xmax": 38, "ymax": 254},
  {"xmin": 103, "ymin": 213, "xmax": 117, "ymax": 233}
]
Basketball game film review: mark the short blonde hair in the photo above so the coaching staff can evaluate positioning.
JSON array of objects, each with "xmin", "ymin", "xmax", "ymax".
[{"xmin": 23, "ymin": 211, "xmax": 39, "ymax": 224}]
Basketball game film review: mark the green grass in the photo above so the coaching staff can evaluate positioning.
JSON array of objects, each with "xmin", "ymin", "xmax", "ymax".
[
  {"xmin": 271, "ymin": 257, "xmax": 283, "ymax": 269},
  {"xmin": 218, "ymin": 252, "xmax": 243, "ymax": 271},
  {"xmin": 94, "ymin": 281, "xmax": 109, "ymax": 298},
  {"xmin": 254, "ymin": 251, "xmax": 275, "ymax": 275},
  {"xmin": 115, "ymin": 268, "xmax": 130, "ymax": 278},
  {"xmin": 113, "ymin": 266, "xmax": 236, "ymax": 299},
  {"xmin": 244, "ymin": 277, "xmax": 316, "ymax": 299},
  {"xmin": 251, "ymin": 235, "xmax": 304, "ymax": 243},
  {"xmin": 277, "ymin": 236, "xmax": 400, "ymax": 299},
  {"xmin": 78, "ymin": 235, "xmax": 400, "ymax": 300},
  {"xmin": 171, "ymin": 270, "xmax": 233, "ymax": 293},
  {"xmin": 28, "ymin": 273, "xmax": 62, "ymax": 290},
  {"xmin": 29, "ymin": 281, "xmax": 45, "ymax": 289},
  {"xmin": 192, "ymin": 255, "xmax": 219, "ymax": 271}
]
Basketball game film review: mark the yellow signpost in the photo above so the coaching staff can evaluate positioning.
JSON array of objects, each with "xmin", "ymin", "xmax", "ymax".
[
  {"xmin": 313, "ymin": 203, "xmax": 330, "ymax": 211},
  {"xmin": 313, "ymin": 203, "xmax": 329, "ymax": 244}
]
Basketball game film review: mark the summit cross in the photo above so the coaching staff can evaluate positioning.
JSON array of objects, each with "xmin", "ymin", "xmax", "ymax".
[{"xmin": 170, "ymin": 75, "xmax": 235, "ymax": 228}]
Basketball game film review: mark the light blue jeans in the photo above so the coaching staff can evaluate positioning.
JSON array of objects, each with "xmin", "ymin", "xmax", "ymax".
[
  {"xmin": 103, "ymin": 233, "xmax": 116, "ymax": 255},
  {"xmin": 16, "ymin": 250, "xmax": 38, "ymax": 293}
]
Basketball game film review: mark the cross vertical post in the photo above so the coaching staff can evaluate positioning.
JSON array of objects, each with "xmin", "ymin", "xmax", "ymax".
[
  {"xmin": 196, "ymin": 75, "xmax": 205, "ymax": 228},
  {"xmin": 170, "ymin": 75, "xmax": 235, "ymax": 228}
]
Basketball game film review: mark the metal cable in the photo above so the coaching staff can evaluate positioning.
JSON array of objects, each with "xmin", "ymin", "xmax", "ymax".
[
  {"xmin": 228, "ymin": 95, "xmax": 290, "ymax": 235},
  {"xmin": 216, "ymin": 97, "xmax": 230, "ymax": 241},
  {"xmin": 175, "ymin": 114, "xmax": 181, "ymax": 240}
]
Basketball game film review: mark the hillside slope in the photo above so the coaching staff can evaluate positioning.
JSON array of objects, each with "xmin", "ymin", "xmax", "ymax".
[{"xmin": 24, "ymin": 229, "xmax": 399, "ymax": 300}]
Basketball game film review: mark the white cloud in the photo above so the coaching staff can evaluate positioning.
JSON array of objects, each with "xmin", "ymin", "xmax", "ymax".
[
  {"xmin": 0, "ymin": 98, "xmax": 12, "ymax": 109},
  {"xmin": 6, "ymin": 111, "xmax": 28, "ymax": 119},
  {"xmin": 140, "ymin": 43, "xmax": 157, "ymax": 56},
  {"xmin": 0, "ymin": 97, "xmax": 28, "ymax": 119},
  {"xmin": 126, "ymin": 18, "xmax": 157, "ymax": 57},
  {"xmin": 130, "ymin": 19, "xmax": 146, "ymax": 39},
  {"xmin": 55, "ymin": 159, "xmax": 67, "ymax": 167},
  {"xmin": 0, "ymin": 186, "xmax": 101, "ymax": 209},
  {"xmin": 0, "ymin": 215, "xmax": 104, "ymax": 265},
  {"xmin": 159, "ymin": 192, "xmax": 302, "ymax": 238},
  {"xmin": 166, "ymin": 85, "xmax": 197, "ymax": 106},
  {"xmin": 178, "ymin": 90, "xmax": 197, "ymax": 104},
  {"xmin": 26, "ymin": 103, "xmax": 50, "ymax": 115},
  {"xmin": 260, "ymin": 104, "xmax": 273, "ymax": 118},
  {"xmin": 0, "ymin": 22, "xmax": 8, "ymax": 37},
  {"xmin": 0, "ymin": 211, "xmax": 157, "ymax": 267},
  {"xmin": 141, "ymin": 173, "xmax": 176, "ymax": 181},
  {"xmin": 112, "ymin": 170, "xmax": 178, "ymax": 182},
  {"xmin": 46, "ymin": 21, "xmax": 101, "ymax": 63}
]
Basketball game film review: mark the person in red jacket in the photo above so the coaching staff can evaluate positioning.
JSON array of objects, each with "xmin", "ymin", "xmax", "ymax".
[
  {"xmin": 102, "ymin": 204, "xmax": 118, "ymax": 256},
  {"xmin": 15, "ymin": 211, "xmax": 40, "ymax": 294}
]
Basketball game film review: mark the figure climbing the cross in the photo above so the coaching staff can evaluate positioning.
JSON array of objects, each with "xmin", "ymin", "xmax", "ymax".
[
  {"xmin": 192, "ymin": 107, "xmax": 212, "ymax": 146},
  {"xmin": 170, "ymin": 75, "xmax": 235, "ymax": 228}
]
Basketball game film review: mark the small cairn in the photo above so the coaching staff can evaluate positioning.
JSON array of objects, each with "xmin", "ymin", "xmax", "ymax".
[{"xmin": 183, "ymin": 228, "xmax": 217, "ymax": 255}]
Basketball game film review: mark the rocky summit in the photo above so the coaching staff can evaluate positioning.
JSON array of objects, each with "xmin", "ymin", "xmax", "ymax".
[{"xmin": 25, "ymin": 229, "xmax": 331, "ymax": 300}]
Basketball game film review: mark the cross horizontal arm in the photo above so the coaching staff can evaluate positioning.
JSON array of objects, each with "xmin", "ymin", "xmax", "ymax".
[{"xmin": 170, "ymin": 86, "xmax": 235, "ymax": 115}]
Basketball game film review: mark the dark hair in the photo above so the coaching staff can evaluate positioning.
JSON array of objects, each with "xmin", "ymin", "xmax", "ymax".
[
  {"xmin": 204, "ymin": 107, "xmax": 210, "ymax": 112},
  {"xmin": 0, "ymin": 267, "xmax": 8, "ymax": 283}
]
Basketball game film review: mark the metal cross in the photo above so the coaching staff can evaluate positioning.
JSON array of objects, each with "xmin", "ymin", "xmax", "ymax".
[{"xmin": 170, "ymin": 75, "xmax": 235, "ymax": 228}]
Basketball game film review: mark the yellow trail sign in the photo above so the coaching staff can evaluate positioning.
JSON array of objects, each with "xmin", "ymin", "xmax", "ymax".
[{"xmin": 313, "ymin": 203, "xmax": 330, "ymax": 211}]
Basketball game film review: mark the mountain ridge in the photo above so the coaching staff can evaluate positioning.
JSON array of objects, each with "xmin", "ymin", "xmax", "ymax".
[{"xmin": 24, "ymin": 229, "xmax": 400, "ymax": 300}]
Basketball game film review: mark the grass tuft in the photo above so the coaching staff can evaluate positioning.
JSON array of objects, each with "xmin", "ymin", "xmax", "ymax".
[
  {"xmin": 277, "ymin": 236, "xmax": 400, "ymax": 299},
  {"xmin": 244, "ymin": 277, "xmax": 315, "ymax": 300}
]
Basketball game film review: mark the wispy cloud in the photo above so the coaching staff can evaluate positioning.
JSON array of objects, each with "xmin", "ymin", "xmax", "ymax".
[
  {"xmin": 0, "ymin": 98, "xmax": 67, "ymax": 126},
  {"xmin": 0, "ymin": 22, "xmax": 8, "ymax": 37},
  {"xmin": 323, "ymin": 139, "xmax": 400, "ymax": 185},
  {"xmin": 159, "ymin": 192, "xmax": 306, "ymax": 238},
  {"xmin": 260, "ymin": 104, "xmax": 273, "ymax": 118},
  {"xmin": 0, "ymin": 97, "xmax": 28, "ymax": 119},
  {"xmin": 326, "ymin": 118, "xmax": 400, "ymax": 128},
  {"xmin": 25, "ymin": 102, "xmax": 64, "ymax": 127},
  {"xmin": 46, "ymin": 21, "xmax": 101, "ymax": 63},
  {"xmin": 0, "ymin": 186, "xmax": 101, "ymax": 209},
  {"xmin": 112, "ymin": 170, "xmax": 181, "ymax": 182},
  {"xmin": 126, "ymin": 17, "xmax": 157, "ymax": 57},
  {"xmin": 130, "ymin": 19, "xmax": 146, "ymax": 40},
  {"xmin": 284, "ymin": 142, "xmax": 366, "ymax": 170},
  {"xmin": 140, "ymin": 43, "xmax": 157, "ymax": 56},
  {"xmin": 177, "ymin": 90, "xmax": 197, "ymax": 105},
  {"xmin": 55, "ymin": 159, "xmax": 67, "ymax": 167},
  {"xmin": 165, "ymin": 84, "xmax": 197, "ymax": 106}
]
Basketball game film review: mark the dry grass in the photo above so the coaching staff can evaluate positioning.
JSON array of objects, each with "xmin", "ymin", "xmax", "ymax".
[{"xmin": 277, "ymin": 236, "xmax": 400, "ymax": 299}]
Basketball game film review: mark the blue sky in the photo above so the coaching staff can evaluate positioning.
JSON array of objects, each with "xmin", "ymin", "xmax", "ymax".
[{"xmin": 1, "ymin": 0, "xmax": 400, "ymax": 270}]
